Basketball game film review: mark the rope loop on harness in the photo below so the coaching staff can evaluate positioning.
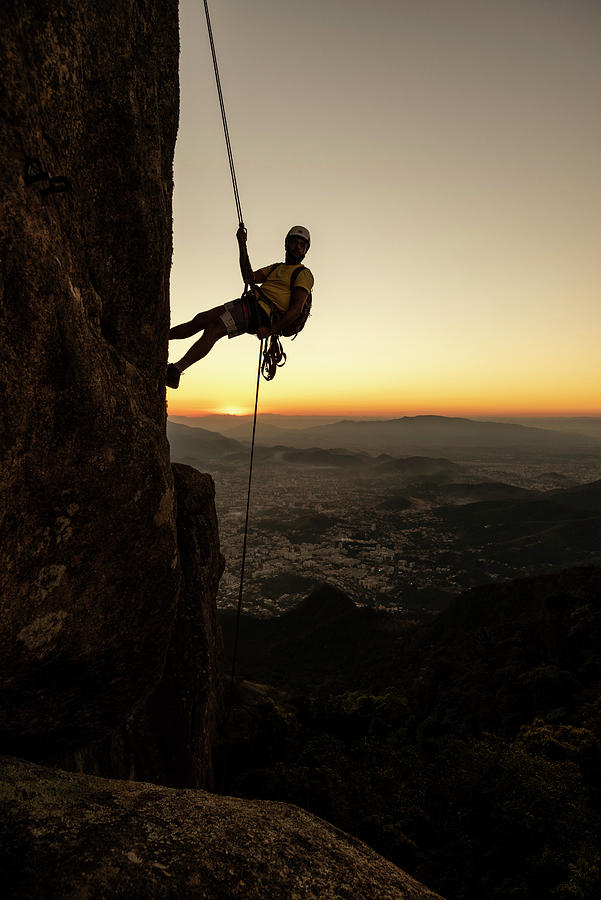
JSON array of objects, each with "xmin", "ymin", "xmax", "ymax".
[{"xmin": 261, "ymin": 334, "xmax": 287, "ymax": 381}]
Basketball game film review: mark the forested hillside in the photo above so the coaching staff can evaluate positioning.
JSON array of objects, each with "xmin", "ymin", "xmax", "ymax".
[{"xmin": 221, "ymin": 569, "xmax": 601, "ymax": 899}]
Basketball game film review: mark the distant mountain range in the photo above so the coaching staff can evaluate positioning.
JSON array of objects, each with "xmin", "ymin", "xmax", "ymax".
[
  {"xmin": 488, "ymin": 416, "xmax": 601, "ymax": 439},
  {"xmin": 167, "ymin": 421, "xmax": 470, "ymax": 481},
  {"xmin": 170, "ymin": 413, "xmax": 344, "ymax": 432},
  {"xmin": 295, "ymin": 416, "xmax": 601, "ymax": 456},
  {"xmin": 166, "ymin": 422, "xmax": 246, "ymax": 468},
  {"xmin": 169, "ymin": 414, "xmax": 601, "ymax": 459}
]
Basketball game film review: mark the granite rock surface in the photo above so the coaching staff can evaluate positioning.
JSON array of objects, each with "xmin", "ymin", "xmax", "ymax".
[
  {"xmin": 0, "ymin": 755, "xmax": 444, "ymax": 900},
  {"xmin": 0, "ymin": 0, "xmax": 180, "ymax": 753},
  {"xmin": 61, "ymin": 466, "xmax": 225, "ymax": 788}
]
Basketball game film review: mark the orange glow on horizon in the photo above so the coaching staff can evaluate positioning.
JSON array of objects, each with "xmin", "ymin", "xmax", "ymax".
[
  {"xmin": 167, "ymin": 399, "xmax": 601, "ymax": 420},
  {"xmin": 169, "ymin": 0, "xmax": 601, "ymax": 435}
]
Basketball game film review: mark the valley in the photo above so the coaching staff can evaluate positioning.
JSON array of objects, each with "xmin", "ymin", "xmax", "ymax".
[{"xmin": 168, "ymin": 416, "xmax": 601, "ymax": 617}]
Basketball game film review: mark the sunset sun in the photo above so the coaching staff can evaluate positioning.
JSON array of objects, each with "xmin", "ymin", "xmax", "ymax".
[{"xmin": 216, "ymin": 406, "xmax": 247, "ymax": 417}]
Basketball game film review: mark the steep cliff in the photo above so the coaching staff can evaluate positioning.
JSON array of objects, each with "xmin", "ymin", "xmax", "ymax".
[{"xmin": 0, "ymin": 0, "xmax": 181, "ymax": 753}]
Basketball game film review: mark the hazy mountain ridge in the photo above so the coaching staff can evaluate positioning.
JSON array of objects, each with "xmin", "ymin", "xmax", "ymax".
[
  {"xmin": 168, "ymin": 417, "xmax": 598, "ymax": 478},
  {"xmin": 169, "ymin": 414, "xmax": 601, "ymax": 458},
  {"xmin": 168, "ymin": 419, "xmax": 601, "ymax": 512},
  {"xmin": 167, "ymin": 422, "xmax": 245, "ymax": 458},
  {"xmin": 300, "ymin": 415, "xmax": 601, "ymax": 455},
  {"xmin": 171, "ymin": 412, "xmax": 346, "ymax": 429},
  {"xmin": 490, "ymin": 416, "xmax": 601, "ymax": 438},
  {"xmin": 168, "ymin": 420, "xmax": 469, "ymax": 479}
]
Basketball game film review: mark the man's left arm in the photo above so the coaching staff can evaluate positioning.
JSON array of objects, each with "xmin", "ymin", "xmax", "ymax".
[
  {"xmin": 257, "ymin": 287, "xmax": 308, "ymax": 339},
  {"xmin": 237, "ymin": 225, "xmax": 255, "ymax": 284}
]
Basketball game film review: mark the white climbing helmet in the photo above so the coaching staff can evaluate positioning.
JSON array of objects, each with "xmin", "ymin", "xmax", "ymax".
[{"xmin": 286, "ymin": 225, "xmax": 310, "ymax": 248}]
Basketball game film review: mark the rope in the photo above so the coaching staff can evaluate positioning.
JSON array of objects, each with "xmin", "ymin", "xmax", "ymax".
[
  {"xmin": 218, "ymin": 340, "xmax": 263, "ymax": 792},
  {"xmin": 203, "ymin": 0, "xmax": 244, "ymax": 226},
  {"xmin": 203, "ymin": 0, "xmax": 257, "ymax": 301},
  {"xmin": 228, "ymin": 338, "xmax": 264, "ymax": 692},
  {"xmin": 200, "ymin": 1, "xmax": 289, "ymax": 787},
  {"xmin": 201, "ymin": 2, "xmax": 261, "ymax": 784},
  {"xmin": 202, "ymin": 0, "xmax": 264, "ymax": 694}
]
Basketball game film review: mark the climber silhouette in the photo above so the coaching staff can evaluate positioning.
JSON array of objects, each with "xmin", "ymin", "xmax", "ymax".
[{"xmin": 166, "ymin": 225, "xmax": 313, "ymax": 389}]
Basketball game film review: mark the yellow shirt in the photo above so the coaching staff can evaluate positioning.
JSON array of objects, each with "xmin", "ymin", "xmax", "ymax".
[{"xmin": 254, "ymin": 263, "xmax": 314, "ymax": 315}]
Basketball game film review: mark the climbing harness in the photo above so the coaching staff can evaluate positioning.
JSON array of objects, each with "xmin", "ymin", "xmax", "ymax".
[
  {"xmin": 255, "ymin": 265, "xmax": 313, "ymax": 337},
  {"xmin": 255, "ymin": 265, "xmax": 312, "ymax": 379}
]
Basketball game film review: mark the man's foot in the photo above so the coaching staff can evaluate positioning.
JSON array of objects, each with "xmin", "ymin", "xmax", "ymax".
[{"xmin": 166, "ymin": 363, "xmax": 181, "ymax": 389}]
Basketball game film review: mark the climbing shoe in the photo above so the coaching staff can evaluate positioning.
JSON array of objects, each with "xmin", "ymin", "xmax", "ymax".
[{"xmin": 166, "ymin": 364, "xmax": 181, "ymax": 389}]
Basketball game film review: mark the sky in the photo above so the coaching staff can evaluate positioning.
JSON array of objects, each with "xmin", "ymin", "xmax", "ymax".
[{"xmin": 168, "ymin": 0, "xmax": 601, "ymax": 419}]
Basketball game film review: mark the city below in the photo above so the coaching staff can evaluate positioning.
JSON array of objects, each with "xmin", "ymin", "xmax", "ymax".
[{"xmin": 168, "ymin": 414, "xmax": 601, "ymax": 618}]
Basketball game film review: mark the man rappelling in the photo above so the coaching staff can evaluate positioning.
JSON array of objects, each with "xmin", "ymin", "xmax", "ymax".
[{"xmin": 166, "ymin": 225, "xmax": 314, "ymax": 389}]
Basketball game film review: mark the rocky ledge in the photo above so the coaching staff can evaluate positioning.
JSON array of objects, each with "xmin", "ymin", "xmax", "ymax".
[{"xmin": 0, "ymin": 755, "xmax": 443, "ymax": 900}]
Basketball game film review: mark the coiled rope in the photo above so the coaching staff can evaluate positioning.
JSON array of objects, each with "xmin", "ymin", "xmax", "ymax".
[{"xmin": 261, "ymin": 335, "xmax": 287, "ymax": 381}]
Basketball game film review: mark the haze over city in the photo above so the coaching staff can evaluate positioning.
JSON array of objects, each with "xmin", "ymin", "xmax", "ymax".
[{"xmin": 168, "ymin": 0, "xmax": 601, "ymax": 419}]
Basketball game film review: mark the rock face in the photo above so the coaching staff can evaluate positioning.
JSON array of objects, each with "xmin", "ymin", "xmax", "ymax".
[
  {"xmin": 0, "ymin": 1, "xmax": 181, "ymax": 754},
  {"xmin": 59, "ymin": 465, "xmax": 225, "ymax": 789},
  {"xmin": 0, "ymin": 755, "xmax": 444, "ymax": 900},
  {"xmin": 152, "ymin": 464, "xmax": 225, "ymax": 789}
]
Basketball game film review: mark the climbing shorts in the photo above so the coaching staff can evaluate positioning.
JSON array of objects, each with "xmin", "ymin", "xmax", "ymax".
[{"xmin": 220, "ymin": 295, "xmax": 270, "ymax": 338}]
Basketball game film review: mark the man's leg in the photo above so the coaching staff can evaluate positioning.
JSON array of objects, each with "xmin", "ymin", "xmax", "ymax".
[
  {"xmin": 169, "ymin": 305, "xmax": 225, "ymax": 340},
  {"xmin": 166, "ymin": 297, "xmax": 255, "ymax": 388},
  {"xmin": 172, "ymin": 318, "xmax": 228, "ymax": 371},
  {"xmin": 166, "ymin": 305, "xmax": 227, "ymax": 388}
]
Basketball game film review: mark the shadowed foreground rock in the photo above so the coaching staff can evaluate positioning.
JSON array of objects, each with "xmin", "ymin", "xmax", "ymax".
[
  {"xmin": 59, "ymin": 465, "xmax": 224, "ymax": 789},
  {"xmin": 0, "ymin": 756, "xmax": 443, "ymax": 900}
]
